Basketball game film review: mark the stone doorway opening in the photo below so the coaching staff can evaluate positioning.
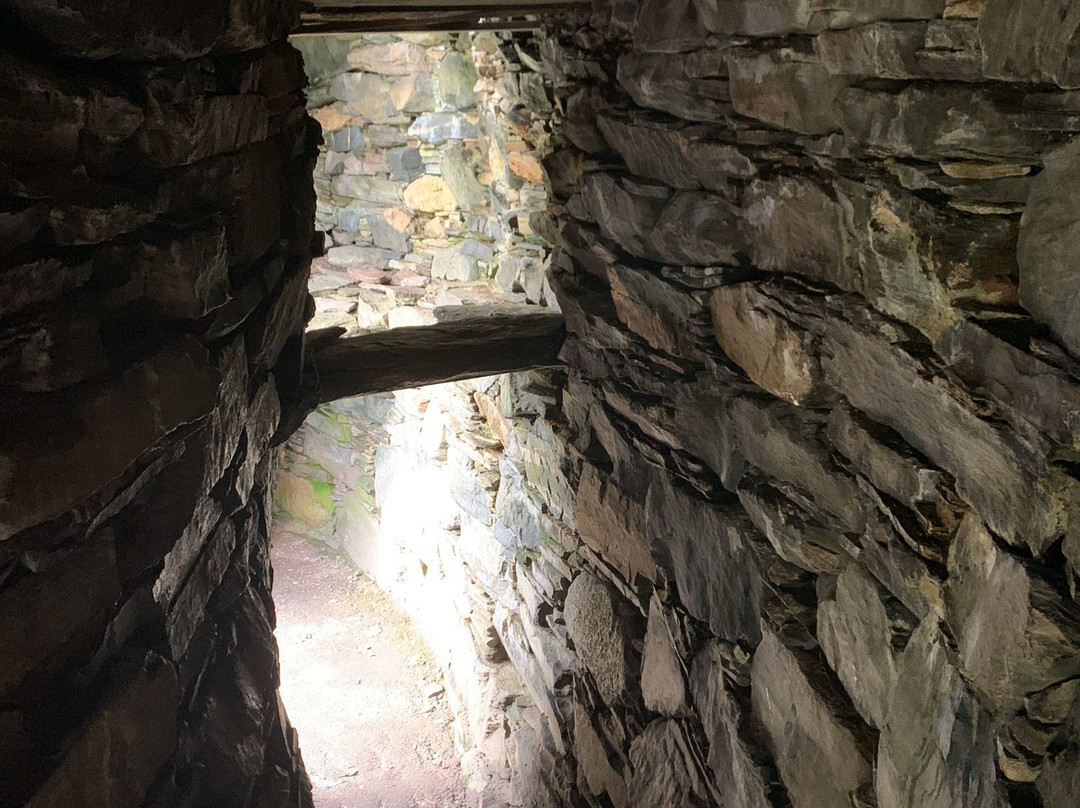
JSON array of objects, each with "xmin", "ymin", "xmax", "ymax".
[{"xmin": 270, "ymin": 25, "xmax": 563, "ymax": 808}]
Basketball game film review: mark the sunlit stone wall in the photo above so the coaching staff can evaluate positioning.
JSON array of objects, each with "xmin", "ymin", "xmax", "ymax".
[{"xmin": 274, "ymin": 29, "xmax": 562, "ymax": 805}]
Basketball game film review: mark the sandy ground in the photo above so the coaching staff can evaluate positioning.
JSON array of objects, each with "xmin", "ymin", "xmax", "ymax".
[{"xmin": 272, "ymin": 528, "xmax": 471, "ymax": 808}]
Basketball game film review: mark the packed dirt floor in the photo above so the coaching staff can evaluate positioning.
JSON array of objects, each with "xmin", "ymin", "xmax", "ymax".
[{"xmin": 272, "ymin": 529, "xmax": 470, "ymax": 808}]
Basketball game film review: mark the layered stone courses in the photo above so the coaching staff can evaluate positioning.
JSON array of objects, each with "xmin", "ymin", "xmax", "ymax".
[
  {"xmin": 0, "ymin": 1, "xmax": 317, "ymax": 805},
  {"xmin": 7, "ymin": 2, "xmax": 1080, "ymax": 808},
  {"xmin": 530, "ymin": 1, "xmax": 1080, "ymax": 806},
  {"xmin": 276, "ymin": 30, "xmax": 567, "ymax": 806},
  {"xmin": 293, "ymin": 29, "xmax": 555, "ymax": 335}
]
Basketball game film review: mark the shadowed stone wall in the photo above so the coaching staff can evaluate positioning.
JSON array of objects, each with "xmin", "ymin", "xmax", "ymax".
[
  {"xmin": 534, "ymin": 1, "xmax": 1080, "ymax": 807},
  {"xmin": 0, "ymin": 2, "xmax": 318, "ymax": 806},
  {"xmin": 6, "ymin": 1, "xmax": 1080, "ymax": 807}
]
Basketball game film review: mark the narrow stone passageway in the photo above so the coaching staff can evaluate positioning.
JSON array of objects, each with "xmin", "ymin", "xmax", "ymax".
[{"xmin": 272, "ymin": 529, "xmax": 470, "ymax": 808}]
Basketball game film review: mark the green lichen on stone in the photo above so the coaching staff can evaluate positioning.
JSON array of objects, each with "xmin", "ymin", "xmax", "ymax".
[
  {"xmin": 273, "ymin": 472, "xmax": 336, "ymax": 528},
  {"xmin": 309, "ymin": 478, "xmax": 335, "ymax": 512}
]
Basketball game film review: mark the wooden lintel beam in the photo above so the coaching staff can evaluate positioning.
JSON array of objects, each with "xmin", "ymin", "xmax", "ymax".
[
  {"xmin": 295, "ymin": 3, "xmax": 584, "ymax": 33},
  {"xmin": 297, "ymin": 20, "xmax": 538, "ymax": 33},
  {"xmin": 310, "ymin": 312, "xmax": 565, "ymax": 403}
]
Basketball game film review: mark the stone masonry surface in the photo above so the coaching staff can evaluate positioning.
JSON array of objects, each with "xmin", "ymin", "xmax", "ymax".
[
  {"xmin": 288, "ymin": 3, "xmax": 1080, "ymax": 808},
  {"xmin": 0, "ymin": 1, "xmax": 318, "ymax": 806},
  {"xmin": 6, "ymin": 1, "xmax": 1080, "ymax": 808},
  {"xmin": 534, "ymin": 1, "xmax": 1080, "ymax": 807},
  {"xmin": 276, "ymin": 29, "xmax": 564, "ymax": 806}
]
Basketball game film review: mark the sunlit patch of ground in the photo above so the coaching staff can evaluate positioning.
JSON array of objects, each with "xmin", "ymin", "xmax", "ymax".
[{"xmin": 272, "ymin": 529, "xmax": 470, "ymax": 808}]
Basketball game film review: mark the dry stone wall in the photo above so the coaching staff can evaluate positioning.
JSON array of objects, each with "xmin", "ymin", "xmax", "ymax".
[
  {"xmin": 292, "ymin": 30, "xmax": 555, "ymax": 332},
  {"xmin": 535, "ymin": 1, "xmax": 1080, "ymax": 807},
  {"xmin": 279, "ymin": 371, "xmax": 572, "ymax": 806},
  {"xmin": 280, "ymin": 5, "xmax": 1080, "ymax": 808},
  {"xmin": 0, "ymin": 2, "xmax": 318, "ymax": 806},
  {"xmin": 34, "ymin": 2, "xmax": 1073, "ymax": 807}
]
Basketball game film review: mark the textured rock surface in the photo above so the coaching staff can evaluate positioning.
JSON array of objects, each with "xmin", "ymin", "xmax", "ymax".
[
  {"xmin": 564, "ymin": 572, "xmax": 636, "ymax": 707},
  {"xmin": 300, "ymin": 31, "xmax": 555, "ymax": 338},
  {"xmin": 0, "ymin": 1, "xmax": 317, "ymax": 807},
  {"xmin": 877, "ymin": 615, "xmax": 1005, "ymax": 808},
  {"xmin": 23, "ymin": 3, "xmax": 1076, "ymax": 807},
  {"xmin": 751, "ymin": 630, "xmax": 873, "ymax": 808},
  {"xmin": 1017, "ymin": 138, "xmax": 1080, "ymax": 356},
  {"xmin": 532, "ymin": 2, "xmax": 1080, "ymax": 807}
]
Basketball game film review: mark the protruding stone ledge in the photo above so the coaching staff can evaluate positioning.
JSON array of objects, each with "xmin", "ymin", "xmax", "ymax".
[{"xmin": 310, "ymin": 309, "xmax": 566, "ymax": 403}]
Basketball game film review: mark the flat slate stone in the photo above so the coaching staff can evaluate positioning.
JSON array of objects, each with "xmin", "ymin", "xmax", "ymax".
[
  {"xmin": 347, "ymin": 40, "xmax": 431, "ymax": 76},
  {"xmin": 980, "ymin": 0, "xmax": 1080, "ymax": 88},
  {"xmin": 291, "ymin": 35, "xmax": 353, "ymax": 83},
  {"xmin": 818, "ymin": 565, "xmax": 902, "ymax": 729},
  {"xmin": 330, "ymin": 174, "xmax": 402, "ymax": 206},
  {"xmin": 751, "ymin": 629, "xmax": 873, "ymax": 808},
  {"xmin": 876, "ymin": 615, "xmax": 1006, "ymax": 808},
  {"xmin": 330, "ymin": 72, "xmax": 402, "ymax": 124},
  {"xmin": 728, "ymin": 49, "xmax": 847, "ymax": 135},
  {"xmin": 431, "ymin": 239, "xmax": 492, "ymax": 282},
  {"xmin": 23, "ymin": 655, "xmax": 178, "ymax": 808},
  {"xmin": 1017, "ymin": 137, "xmax": 1080, "ymax": 358},
  {"xmin": 627, "ymin": 720, "xmax": 711, "ymax": 807},
  {"xmin": 0, "ymin": 543, "xmax": 121, "ymax": 697},
  {"xmin": 386, "ymin": 146, "xmax": 424, "ymax": 182},
  {"xmin": 690, "ymin": 641, "xmax": 773, "ymax": 808},
  {"xmin": 640, "ymin": 596, "xmax": 686, "ymax": 716},
  {"xmin": 434, "ymin": 51, "xmax": 478, "ymax": 111},
  {"xmin": 839, "ymin": 85, "xmax": 1048, "ymax": 162}
]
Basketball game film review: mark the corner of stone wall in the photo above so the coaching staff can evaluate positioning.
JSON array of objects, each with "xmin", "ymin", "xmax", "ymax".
[{"xmin": 0, "ymin": 2, "xmax": 318, "ymax": 805}]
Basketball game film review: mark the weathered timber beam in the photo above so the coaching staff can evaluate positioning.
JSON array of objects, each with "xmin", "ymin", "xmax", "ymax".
[
  {"xmin": 295, "ymin": 3, "xmax": 584, "ymax": 33},
  {"xmin": 310, "ymin": 312, "xmax": 565, "ymax": 403},
  {"xmin": 309, "ymin": 0, "xmax": 573, "ymax": 7}
]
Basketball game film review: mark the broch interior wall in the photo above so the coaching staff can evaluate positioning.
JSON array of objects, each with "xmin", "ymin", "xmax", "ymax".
[
  {"xmin": 3, "ymin": 1, "xmax": 1080, "ymax": 808},
  {"xmin": 1, "ymin": 2, "xmax": 317, "ymax": 806}
]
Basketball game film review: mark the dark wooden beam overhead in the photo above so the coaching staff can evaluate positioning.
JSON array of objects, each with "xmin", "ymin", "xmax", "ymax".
[
  {"xmin": 297, "ymin": 0, "xmax": 583, "ymax": 33},
  {"xmin": 309, "ymin": 310, "xmax": 565, "ymax": 403}
]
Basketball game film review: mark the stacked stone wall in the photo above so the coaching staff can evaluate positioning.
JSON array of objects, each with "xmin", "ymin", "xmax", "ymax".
[
  {"xmin": 17, "ymin": 1, "xmax": 1077, "ymax": 807},
  {"xmin": 0, "ymin": 2, "xmax": 318, "ymax": 806},
  {"xmin": 280, "ymin": 5, "xmax": 1080, "ymax": 807},
  {"xmin": 293, "ymin": 30, "xmax": 555, "ymax": 332},
  {"xmin": 280, "ymin": 370, "xmax": 572, "ymax": 805},
  {"xmin": 533, "ymin": 1, "xmax": 1080, "ymax": 807}
]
